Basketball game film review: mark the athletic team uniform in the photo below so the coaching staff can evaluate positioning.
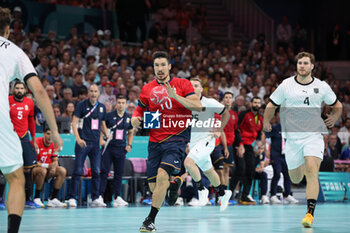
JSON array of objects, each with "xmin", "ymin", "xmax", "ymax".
[
  {"xmin": 211, "ymin": 109, "xmax": 240, "ymax": 168},
  {"xmin": 133, "ymin": 77, "xmax": 195, "ymax": 182},
  {"xmin": 0, "ymin": 35, "xmax": 37, "ymax": 174},
  {"xmin": 36, "ymin": 137, "xmax": 56, "ymax": 165},
  {"xmin": 9, "ymin": 95, "xmax": 37, "ymax": 169},
  {"xmin": 269, "ymin": 76, "xmax": 337, "ymax": 169},
  {"xmin": 236, "ymin": 109, "xmax": 263, "ymax": 198},
  {"xmin": 187, "ymin": 96, "xmax": 225, "ymax": 171}
]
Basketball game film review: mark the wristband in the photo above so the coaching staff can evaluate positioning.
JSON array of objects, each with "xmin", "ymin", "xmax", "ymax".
[
  {"xmin": 127, "ymin": 144, "xmax": 132, "ymax": 148},
  {"xmin": 41, "ymin": 163, "xmax": 49, "ymax": 168}
]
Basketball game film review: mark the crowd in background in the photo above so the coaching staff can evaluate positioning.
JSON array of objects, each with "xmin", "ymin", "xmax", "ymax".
[{"xmin": 7, "ymin": 3, "xmax": 350, "ymax": 172}]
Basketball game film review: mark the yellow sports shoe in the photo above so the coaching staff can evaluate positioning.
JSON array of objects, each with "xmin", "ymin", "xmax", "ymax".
[{"xmin": 301, "ymin": 213, "xmax": 314, "ymax": 228}]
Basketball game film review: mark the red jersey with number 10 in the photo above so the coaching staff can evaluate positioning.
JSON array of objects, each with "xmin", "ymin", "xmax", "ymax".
[
  {"xmin": 133, "ymin": 77, "xmax": 195, "ymax": 142},
  {"xmin": 9, "ymin": 95, "xmax": 36, "ymax": 138},
  {"xmin": 36, "ymin": 137, "xmax": 57, "ymax": 164}
]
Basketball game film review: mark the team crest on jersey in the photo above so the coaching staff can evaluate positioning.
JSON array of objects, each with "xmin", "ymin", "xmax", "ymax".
[
  {"xmin": 127, "ymin": 118, "xmax": 130, "ymax": 123},
  {"xmin": 314, "ymin": 88, "xmax": 319, "ymax": 94},
  {"xmin": 100, "ymin": 107, "xmax": 104, "ymax": 112},
  {"xmin": 232, "ymin": 115, "xmax": 235, "ymax": 120},
  {"xmin": 49, "ymin": 149, "xmax": 52, "ymax": 154},
  {"xmin": 25, "ymin": 105, "xmax": 28, "ymax": 110}
]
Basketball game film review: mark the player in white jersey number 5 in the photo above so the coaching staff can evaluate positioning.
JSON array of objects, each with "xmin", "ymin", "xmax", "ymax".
[
  {"xmin": 0, "ymin": 7, "xmax": 63, "ymax": 233},
  {"xmin": 184, "ymin": 78, "xmax": 232, "ymax": 211},
  {"xmin": 263, "ymin": 52, "xmax": 342, "ymax": 228}
]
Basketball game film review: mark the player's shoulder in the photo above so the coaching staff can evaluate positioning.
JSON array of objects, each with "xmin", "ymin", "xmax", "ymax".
[
  {"xmin": 171, "ymin": 76, "xmax": 191, "ymax": 85},
  {"xmin": 36, "ymin": 137, "xmax": 43, "ymax": 145},
  {"xmin": 23, "ymin": 97, "xmax": 34, "ymax": 105},
  {"xmin": 313, "ymin": 77, "xmax": 329, "ymax": 87},
  {"xmin": 141, "ymin": 79, "xmax": 158, "ymax": 91},
  {"xmin": 0, "ymin": 36, "xmax": 24, "ymax": 57},
  {"xmin": 8, "ymin": 95, "xmax": 14, "ymax": 102}
]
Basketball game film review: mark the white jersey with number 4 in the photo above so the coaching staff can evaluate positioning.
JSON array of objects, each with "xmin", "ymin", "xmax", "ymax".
[
  {"xmin": 189, "ymin": 96, "xmax": 225, "ymax": 149},
  {"xmin": 269, "ymin": 76, "xmax": 337, "ymax": 140},
  {"xmin": 0, "ymin": 36, "xmax": 37, "ymax": 174}
]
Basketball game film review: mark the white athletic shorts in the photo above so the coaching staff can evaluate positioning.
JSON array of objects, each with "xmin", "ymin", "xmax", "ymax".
[
  {"xmin": 0, "ymin": 122, "xmax": 23, "ymax": 174},
  {"xmin": 283, "ymin": 134, "xmax": 324, "ymax": 170},
  {"xmin": 188, "ymin": 136, "xmax": 215, "ymax": 172}
]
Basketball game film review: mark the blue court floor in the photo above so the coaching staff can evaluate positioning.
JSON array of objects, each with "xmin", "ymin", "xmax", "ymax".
[{"xmin": 1, "ymin": 203, "xmax": 349, "ymax": 233}]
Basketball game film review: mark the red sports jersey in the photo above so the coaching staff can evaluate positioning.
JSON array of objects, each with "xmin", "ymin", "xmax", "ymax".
[
  {"xmin": 133, "ymin": 77, "xmax": 195, "ymax": 142},
  {"xmin": 239, "ymin": 110, "xmax": 263, "ymax": 145},
  {"xmin": 36, "ymin": 137, "xmax": 57, "ymax": 164},
  {"xmin": 9, "ymin": 95, "xmax": 36, "ymax": 138},
  {"xmin": 215, "ymin": 109, "xmax": 238, "ymax": 146}
]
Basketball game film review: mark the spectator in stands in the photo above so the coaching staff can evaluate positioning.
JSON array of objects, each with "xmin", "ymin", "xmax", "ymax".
[
  {"xmin": 86, "ymin": 36, "xmax": 101, "ymax": 58},
  {"xmin": 100, "ymin": 95, "xmax": 134, "ymax": 207},
  {"xmin": 104, "ymin": 100, "xmax": 113, "ymax": 113},
  {"xmin": 35, "ymin": 56, "xmax": 49, "ymax": 79},
  {"xmin": 46, "ymin": 85, "xmax": 59, "ymax": 105},
  {"xmin": 127, "ymin": 89, "xmax": 138, "ymax": 106},
  {"xmin": 77, "ymin": 88, "xmax": 88, "ymax": 102},
  {"xmin": 338, "ymin": 117, "xmax": 350, "ymax": 145},
  {"xmin": 84, "ymin": 69, "xmax": 97, "ymax": 88},
  {"xmin": 53, "ymin": 80, "xmax": 63, "ymax": 100},
  {"xmin": 32, "ymin": 127, "xmax": 67, "ymax": 207},
  {"xmin": 321, "ymin": 134, "xmax": 337, "ymax": 172},
  {"xmin": 52, "ymin": 104, "xmax": 61, "ymax": 118},
  {"xmin": 276, "ymin": 16, "xmax": 292, "ymax": 51},
  {"xmin": 99, "ymin": 81, "xmax": 117, "ymax": 106},
  {"xmin": 126, "ymin": 102, "xmax": 136, "ymax": 115},
  {"xmin": 61, "ymin": 64, "xmax": 74, "ymax": 87},
  {"xmin": 339, "ymin": 136, "xmax": 350, "ymax": 172},
  {"xmin": 59, "ymin": 87, "xmax": 74, "ymax": 113},
  {"xmin": 71, "ymin": 72, "xmax": 88, "ymax": 98},
  {"xmin": 46, "ymin": 66, "xmax": 61, "ymax": 85}
]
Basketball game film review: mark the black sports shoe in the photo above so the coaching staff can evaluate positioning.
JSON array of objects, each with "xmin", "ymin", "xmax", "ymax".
[
  {"xmin": 166, "ymin": 176, "xmax": 183, "ymax": 206},
  {"xmin": 139, "ymin": 217, "xmax": 156, "ymax": 232},
  {"xmin": 239, "ymin": 195, "xmax": 257, "ymax": 205}
]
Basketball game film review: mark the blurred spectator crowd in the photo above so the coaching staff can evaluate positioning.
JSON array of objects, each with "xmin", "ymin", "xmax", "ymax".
[{"xmin": 7, "ymin": 2, "xmax": 350, "ymax": 170}]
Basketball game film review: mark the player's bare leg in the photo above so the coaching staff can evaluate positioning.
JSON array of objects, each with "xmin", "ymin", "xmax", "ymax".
[
  {"xmin": 204, "ymin": 167, "xmax": 232, "ymax": 211},
  {"xmin": 300, "ymin": 156, "xmax": 322, "ymax": 228},
  {"xmin": 33, "ymin": 167, "xmax": 47, "ymax": 190},
  {"xmin": 32, "ymin": 167, "xmax": 47, "ymax": 207},
  {"xmin": 222, "ymin": 164, "xmax": 230, "ymax": 187},
  {"xmin": 288, "ymin": 164, "xmax": 305, "ymax": 184},
  {"xmin": 184, "ymin": 157, "xmax": 201, "ymax": 181},
  {"xmin": 304, "ymin": 156, "xmax": 321, "ymax": 200},
  {"xmin": 53, "ymin": 167, "xmax": 66, "ymax": 191},
  {"xmin": 140, "ymin": 168, "xmax": 171, "ymax": 232},
  {"xmin": 45, "ymin": 167, "xmax": 67, "ymax": 207},
  {"xmin": 152, "ymin": 168, "xmax": 170, "ymax": 208},
  {"xmin": 184, "ymin": 157, "xmax": 208, "ymax": 206},
  {"xmin": 5, "ymin": 167, "xmax": 25, "ymax": 233}
]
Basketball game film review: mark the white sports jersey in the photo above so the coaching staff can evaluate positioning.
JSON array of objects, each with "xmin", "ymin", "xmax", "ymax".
[
  {"xmin": 270, "ymin": 76, "xmax": 337, "ymax": 140},
  {"xmin": 0, "ymin": 36, "xmax": 37, "ymax": 174},
  {"xmin": 189, "ymin": 96, "xmax": 225, "ymax": 149}
]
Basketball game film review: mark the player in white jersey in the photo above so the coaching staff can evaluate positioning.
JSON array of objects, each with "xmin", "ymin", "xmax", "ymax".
[
  {"xmin": 184, "ymin": 78, "xmax": 232, "ymax": 211},
  {"xmin": 263, "ymin": 52, "xmax": 342, "ymax": 228},
  {"xmin": 0, "ymin": 7, "xmax": 63, "ymax": 233}
]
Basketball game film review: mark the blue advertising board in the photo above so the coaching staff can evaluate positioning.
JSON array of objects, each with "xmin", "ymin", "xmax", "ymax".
[{"xmin": 318, "ymin": 172, "xmax": 350, "ymax": 202}]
